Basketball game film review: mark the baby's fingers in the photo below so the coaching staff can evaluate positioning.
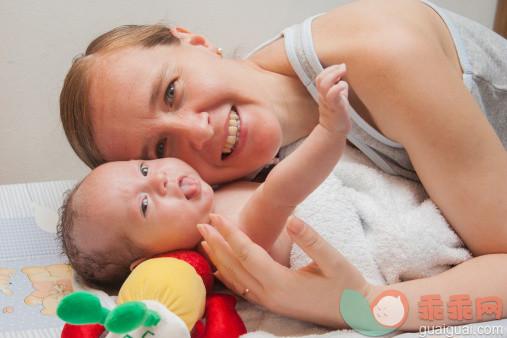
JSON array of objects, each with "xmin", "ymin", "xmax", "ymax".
[
  {"xmin": 326, "ymin": 80, "xmax": 349, "ymax": 105},
  {"xmin": 316, "ymin": 64, "xmax": 346, "ymax": 95}
]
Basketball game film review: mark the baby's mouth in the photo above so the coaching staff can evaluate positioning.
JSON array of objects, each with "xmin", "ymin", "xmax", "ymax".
[
  {"xmin": 221, "ymin": 107, "xmax": 240, "ymax": 159},
  {"xmin": 179, "ymin": 176, "xmax": 201, "ymax": 200}
]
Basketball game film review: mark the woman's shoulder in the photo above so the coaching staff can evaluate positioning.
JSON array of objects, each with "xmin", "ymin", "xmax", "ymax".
[
  {"xmin": 312, "ymin": 0, "xmax": 449, "ymax": 66},
  {"xmin": 249, "ymin": 0, "xmax": 448, "ymax": 73},
  {"xmin": 315, "ymin": 0, "xmax": 440, "ymax": 33},
  {"xmin": 247, "ymin": 37, "xmax": 295, "ymax": 77}
]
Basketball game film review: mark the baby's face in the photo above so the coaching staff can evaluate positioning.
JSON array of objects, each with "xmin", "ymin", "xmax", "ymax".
[{"xmin": 76, "ymin": 158, "xmax": 214, "ymax": 257}]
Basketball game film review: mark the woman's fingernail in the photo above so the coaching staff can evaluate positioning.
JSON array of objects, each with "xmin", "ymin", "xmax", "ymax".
[
  {"xmin": 287, "ymin": 216, "xmax": 305, "ymax": 234},
  {"xmin": 209, "ymin": 213, "xmax": 220, "ymax": 225},
  {"xmin": 197, "ymin": 224, "xmax": 209, "ymax": 237},
  {"xmin": 201, "ymin": 241, "xmax": 211, "ymax": 252},
  {"xmin": 213, "ymin": 271, "xmax": 224, "ymax": 282}
]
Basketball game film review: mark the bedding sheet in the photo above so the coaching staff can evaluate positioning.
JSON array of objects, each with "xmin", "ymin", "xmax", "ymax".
[
  {"xmin": 1, "ymin": 177, "xmax": 505, "ymax": 337},
  {"xmin": 0, "ymin": 180, "xmax": 77, "ymax": 337}
]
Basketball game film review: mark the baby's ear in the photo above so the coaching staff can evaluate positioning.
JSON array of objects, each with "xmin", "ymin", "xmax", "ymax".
[{"xmin": 130, "ymin": 257, "xmax": 149, "ymax": 271}]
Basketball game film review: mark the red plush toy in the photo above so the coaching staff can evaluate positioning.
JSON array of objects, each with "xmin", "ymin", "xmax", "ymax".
[{"xmin": 59, "ymin": 250, "xmax": 246, "ymax": 338}]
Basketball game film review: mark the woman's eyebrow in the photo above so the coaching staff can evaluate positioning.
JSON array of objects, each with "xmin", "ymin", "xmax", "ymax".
[{"xmin": 149, "ymin": 63, "xmax": 168, "ymax": 110}]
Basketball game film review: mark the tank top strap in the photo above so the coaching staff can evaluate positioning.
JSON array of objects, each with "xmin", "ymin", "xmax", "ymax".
[
  {"xmin": 283, "ymin": 15, "xmax": 403, "ymax": 176},
  {"xmin": 282, "ymin": 14, "xmax": 323, "ymax": 102}
]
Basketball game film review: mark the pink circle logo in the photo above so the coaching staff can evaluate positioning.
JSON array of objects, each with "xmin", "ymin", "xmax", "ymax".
[{"xmin": 371, "ymin": 290, "xmax": 408, "ymax": 327}]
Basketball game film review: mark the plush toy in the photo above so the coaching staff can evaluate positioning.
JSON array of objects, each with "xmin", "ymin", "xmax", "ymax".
[{"xmin": 57, "ymin": 250, "xmax": 246, "ymax": 337}]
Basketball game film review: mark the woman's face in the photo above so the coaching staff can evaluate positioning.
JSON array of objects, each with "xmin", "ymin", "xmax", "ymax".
[{"xmin": 88, "ymin": 42, "xmax": 282, "ymax": 184}]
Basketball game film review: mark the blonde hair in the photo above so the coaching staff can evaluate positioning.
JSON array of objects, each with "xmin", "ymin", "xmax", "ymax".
[{"xmin": 60, "ymin": 25, "xmax": 180, "ymax": 168}]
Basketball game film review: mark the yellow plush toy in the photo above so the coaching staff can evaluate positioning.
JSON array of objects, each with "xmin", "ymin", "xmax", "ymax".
[{"xmin": 118, "ymin": 257, "xmax": 206, "ymax": 332}]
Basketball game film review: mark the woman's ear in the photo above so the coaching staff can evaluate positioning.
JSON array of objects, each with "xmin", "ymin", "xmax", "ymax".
[
  {"xmin": 130, "ymin": 257, "xmax": 149, "ymax": 271},
  {"xmin": 169, "ymin": 26, "xmax": 217, "ymax": 51}
]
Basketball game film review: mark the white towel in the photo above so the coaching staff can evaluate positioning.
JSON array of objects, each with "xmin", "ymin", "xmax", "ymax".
[
  {"xmin": 240, "ymin": 144, "xmax": 472, "ymax": 337},
  {"xmin": 291, "ymin": 146, "xmax": 471, "ymax": 285}
]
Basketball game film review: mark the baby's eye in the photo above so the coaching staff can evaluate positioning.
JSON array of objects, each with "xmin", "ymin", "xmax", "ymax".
[
  {"xmin": 165, "ymin": 81, "xmax": 176, "ymax": 105},
  {"xmin": 141, "ymin": 197, "xmax": 148, "ymax": 216},
  {"xmin": 140, "ymin": 163, "xmax": 149, "ymax": 176},
  {"xmin": 156, "ymin": 139, "xmax": 166, "ymax": 158}
]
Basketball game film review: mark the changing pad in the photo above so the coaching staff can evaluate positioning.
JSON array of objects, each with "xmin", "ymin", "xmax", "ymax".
[{"xmin": 0, "ymin": 180, "xmax": 77, "ymax": 336}]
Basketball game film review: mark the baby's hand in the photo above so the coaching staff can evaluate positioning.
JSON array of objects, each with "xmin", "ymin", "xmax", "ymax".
[{"xmin": 316, "ymin": 64, "xmax": 351, "ymax": 137}]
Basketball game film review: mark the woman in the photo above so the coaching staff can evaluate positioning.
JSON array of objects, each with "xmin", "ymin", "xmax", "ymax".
[
  {"xmin": 60, "ymin": 0, "xmax": 506, "ymax": 255},
  {"xmin": 60, "ymin": 0, "xmax": 506, "ymax": 329}
]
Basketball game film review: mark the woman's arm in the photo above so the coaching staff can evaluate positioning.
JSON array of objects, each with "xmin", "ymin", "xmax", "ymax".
[
  {"xmin": 198, "ymin": 214, "xmax": 507, "ymax": 330},
  {"xmin": 375, "ymin": 254, "xmax": 507, "ymax": 331},
  {"xmin": 349, "ymin": 38, "xmax": 507, "ymax": 255},
  {"xmin": 312, "ymin": 1, "xmax": 507, "ymax": 255}
]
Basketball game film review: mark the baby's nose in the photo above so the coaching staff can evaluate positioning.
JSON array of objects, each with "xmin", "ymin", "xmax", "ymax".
[{"xmin": 151, "ymin": 171, "xmax": 168, "ymax": 195}]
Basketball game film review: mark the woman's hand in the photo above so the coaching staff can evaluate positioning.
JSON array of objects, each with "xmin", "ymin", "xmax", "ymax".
[{"xmin": 197, "ymin": 214, "xmax": 373, "ymax": 329}]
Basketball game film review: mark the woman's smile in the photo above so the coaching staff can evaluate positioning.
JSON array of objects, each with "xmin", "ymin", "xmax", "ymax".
[{"xmin": 222, "ymin": 107, "xmax": 241, "ymax": 157}]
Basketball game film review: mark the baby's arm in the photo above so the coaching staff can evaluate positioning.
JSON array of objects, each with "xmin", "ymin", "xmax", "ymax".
[{"xmin": 240, "ymin": 64, "xmax": 351, "ymax": 250}]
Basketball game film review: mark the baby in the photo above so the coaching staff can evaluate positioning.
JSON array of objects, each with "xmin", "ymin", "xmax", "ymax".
[{"xmin": 58, "ymin": 64, "xmax": 350, "ymax": 292}]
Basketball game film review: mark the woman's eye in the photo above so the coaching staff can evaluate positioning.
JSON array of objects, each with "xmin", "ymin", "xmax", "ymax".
[
  {"xmin": 140, "ymin": 163, "xmax": 149, "ymax": 176},
  {"xmin": 165, "ymin": 81, "xmax": 176, "ymax": 104},
  {"xmin": 141, "ymin": 197, "xmax": 148, "ymax": 216},
  {"xmin": 156, "ymin": 139, "xmax": 166, "ymax": 158}
]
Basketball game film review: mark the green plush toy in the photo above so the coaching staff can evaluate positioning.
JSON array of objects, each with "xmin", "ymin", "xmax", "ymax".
[{"xmin": 57, "ymin": 291, "xmax": 160, "ymax": 333}]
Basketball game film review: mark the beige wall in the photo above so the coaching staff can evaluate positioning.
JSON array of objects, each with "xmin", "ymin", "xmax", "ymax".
[{"xmin": 0, "ymin": 0, "xmax": 498, "ymax": 184}]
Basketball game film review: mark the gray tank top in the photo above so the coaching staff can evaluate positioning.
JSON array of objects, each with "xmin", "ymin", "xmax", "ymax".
[{"xmin": 247, "ymin": 1, "xmax": 507, "ymax": 181}]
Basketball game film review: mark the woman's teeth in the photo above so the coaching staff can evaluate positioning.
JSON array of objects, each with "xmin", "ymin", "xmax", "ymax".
[{"xmin": 222, "ymin": 109, "xmax": 240, "ymax": 155}]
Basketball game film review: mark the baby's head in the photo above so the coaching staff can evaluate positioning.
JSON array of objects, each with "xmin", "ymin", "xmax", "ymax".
[{"xmin": 57, "ymin": 158, "xmax": 214, "ymax": 292}]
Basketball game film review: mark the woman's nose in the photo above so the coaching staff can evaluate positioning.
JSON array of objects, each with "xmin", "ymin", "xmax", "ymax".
[
  {"xmin": 185, "ymin": 111, "xmax": 213, "ymax": 150},
  {"xmin": 159, "ymin": 110, "xmax": 213, "ymax": 152},
  {"xmin": 149, "ymin": 171, "xmax": 168, "ymax": 195}
]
